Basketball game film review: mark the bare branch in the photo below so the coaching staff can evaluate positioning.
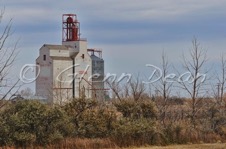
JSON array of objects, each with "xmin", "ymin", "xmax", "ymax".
[
  {"xmin": 178, "ymin": 37, "xmax": 208, "ymax": 126},
  {"xmin": 0, "ymin": 10, "xmax": 21, "ymax": 109}
]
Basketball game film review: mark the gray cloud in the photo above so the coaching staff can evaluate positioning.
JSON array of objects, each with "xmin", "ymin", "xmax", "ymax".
[{"xmin": 1, "ymin": 0, "xmax": 226, "ymax": 87}]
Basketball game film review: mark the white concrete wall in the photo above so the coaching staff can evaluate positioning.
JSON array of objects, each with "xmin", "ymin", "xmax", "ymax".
[
  {"xmin": 74, "ymin": 40, "xmax": 93, "ymax": 98},
  {"xmin": 36, "ymin": 45, "xmax": 74, "ymax": 104},
  {"xmin": 50, "ymin": 49, "xmax": 70, "ymax": 58},
  {"xmin": 36, "ymin": 46, "xmax": 53, "ymax": 103},
  {"xmin": 52, "ymin": 58, "xmax": 73, "ymax": 104}
]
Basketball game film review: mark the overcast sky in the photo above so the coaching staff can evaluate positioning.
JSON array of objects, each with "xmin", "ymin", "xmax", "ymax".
[{"xmin": 1, "ymin": 0, "xmax": 226, "ymax": 93}]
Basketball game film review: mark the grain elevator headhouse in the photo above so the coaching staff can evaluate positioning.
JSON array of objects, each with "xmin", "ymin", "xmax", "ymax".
[
  {"xmin": 63, "ymin": 14, "xmax": 80, "ymax": 41},
  {"xmin": 36, "ymin": 14, "xmax": 105, "ymax": 104}
]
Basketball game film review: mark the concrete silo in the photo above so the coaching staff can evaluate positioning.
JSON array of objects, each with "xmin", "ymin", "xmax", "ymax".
[{"xmin": 36, "ymin": 14, "xmax": 105, "ymax": 104}]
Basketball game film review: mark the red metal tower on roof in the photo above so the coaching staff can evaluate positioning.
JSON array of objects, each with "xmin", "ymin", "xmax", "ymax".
[{"xmin": 62, "ymin": 14, "xmax": 80, "ymax": 42}]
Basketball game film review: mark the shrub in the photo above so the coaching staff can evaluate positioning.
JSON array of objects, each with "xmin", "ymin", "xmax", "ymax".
[
  {"xmin": 75, "ymin": 108, "xmax": 116, "ymax": 138},
  {"xmin": 111, "ymin": 118, "xmax": 163, "ymax": 147},
  {"xmin": 0, "ymin": 100, "xmax": 73, "ymax": 147},
  {"xmin": 114, "ymin": 99, "xmax": 157, "ymax": 119}
]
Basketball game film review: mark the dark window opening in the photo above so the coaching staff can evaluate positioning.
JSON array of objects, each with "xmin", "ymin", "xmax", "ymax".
[
  {"xmin": 43, "ymin": 55, "xmax": 46, "ymax": 61},
  {"xmin": 81, "ymin": 54, "xmax": 85, "ymax": 59}
]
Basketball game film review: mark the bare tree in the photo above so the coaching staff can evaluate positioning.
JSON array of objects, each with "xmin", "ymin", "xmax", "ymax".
[
  {"xmin": 209, "ymin": 55, "xmax": 226, "ymax": 118},
  {"xmin": 179, "ymin": 38, "xmax": 208, "ymax": 126},
  {"xmin": 129, "ymin": 76, "xmax": 146, "ymax": 102},
  {"xmin": 105, "ymin": 75, "xmax": 145, "ymax": 102},
  {"xmin": 153, "ymin": 51, "xmax": 173, "ymax": 124},
  {"xmin": 105, "ymin": 80, "xmax": 122, "ymax": 101},
  {"xmin": 216, "ymin": 55, "xmax": 226, "ymax": 106},
  {"xmin": 0, "ymin": 9, "xmax": 20, "ymax": 108}
]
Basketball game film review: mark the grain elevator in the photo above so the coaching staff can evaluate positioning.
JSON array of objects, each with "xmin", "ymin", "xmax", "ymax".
[{"xmin": 36, "ymin": 14, "xmax": 105, "ymax": 104}]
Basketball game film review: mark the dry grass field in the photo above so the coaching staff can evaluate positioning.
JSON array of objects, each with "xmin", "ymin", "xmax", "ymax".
[
  {"xmin": 2, "ymin": 143, "xmax": 226, "ymax": 149},
  {"xmin": 127, "ymin": 143, "xmax": 226, "ymax": 149}
]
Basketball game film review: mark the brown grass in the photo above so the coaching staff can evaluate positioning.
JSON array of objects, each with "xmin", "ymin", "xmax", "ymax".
[
  {"xmin": 1, "ymin": 138, "xmax": 119, "ymax": 149},
  {"xmin": 127, "ymin": 143, "xmax": 226, "ymax": 149},
  {"xmin": 3, "ymin": 142, "xmax": 226, "ymax": 149},
  {"xmin": 50, "ymin": 138, "xmax": 119, "ymax": 149}
]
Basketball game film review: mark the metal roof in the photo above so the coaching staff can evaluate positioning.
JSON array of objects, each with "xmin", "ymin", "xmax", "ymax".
[{"xmin": 90, "ymin": 54, "xmax": 103, "ymax": 61}]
